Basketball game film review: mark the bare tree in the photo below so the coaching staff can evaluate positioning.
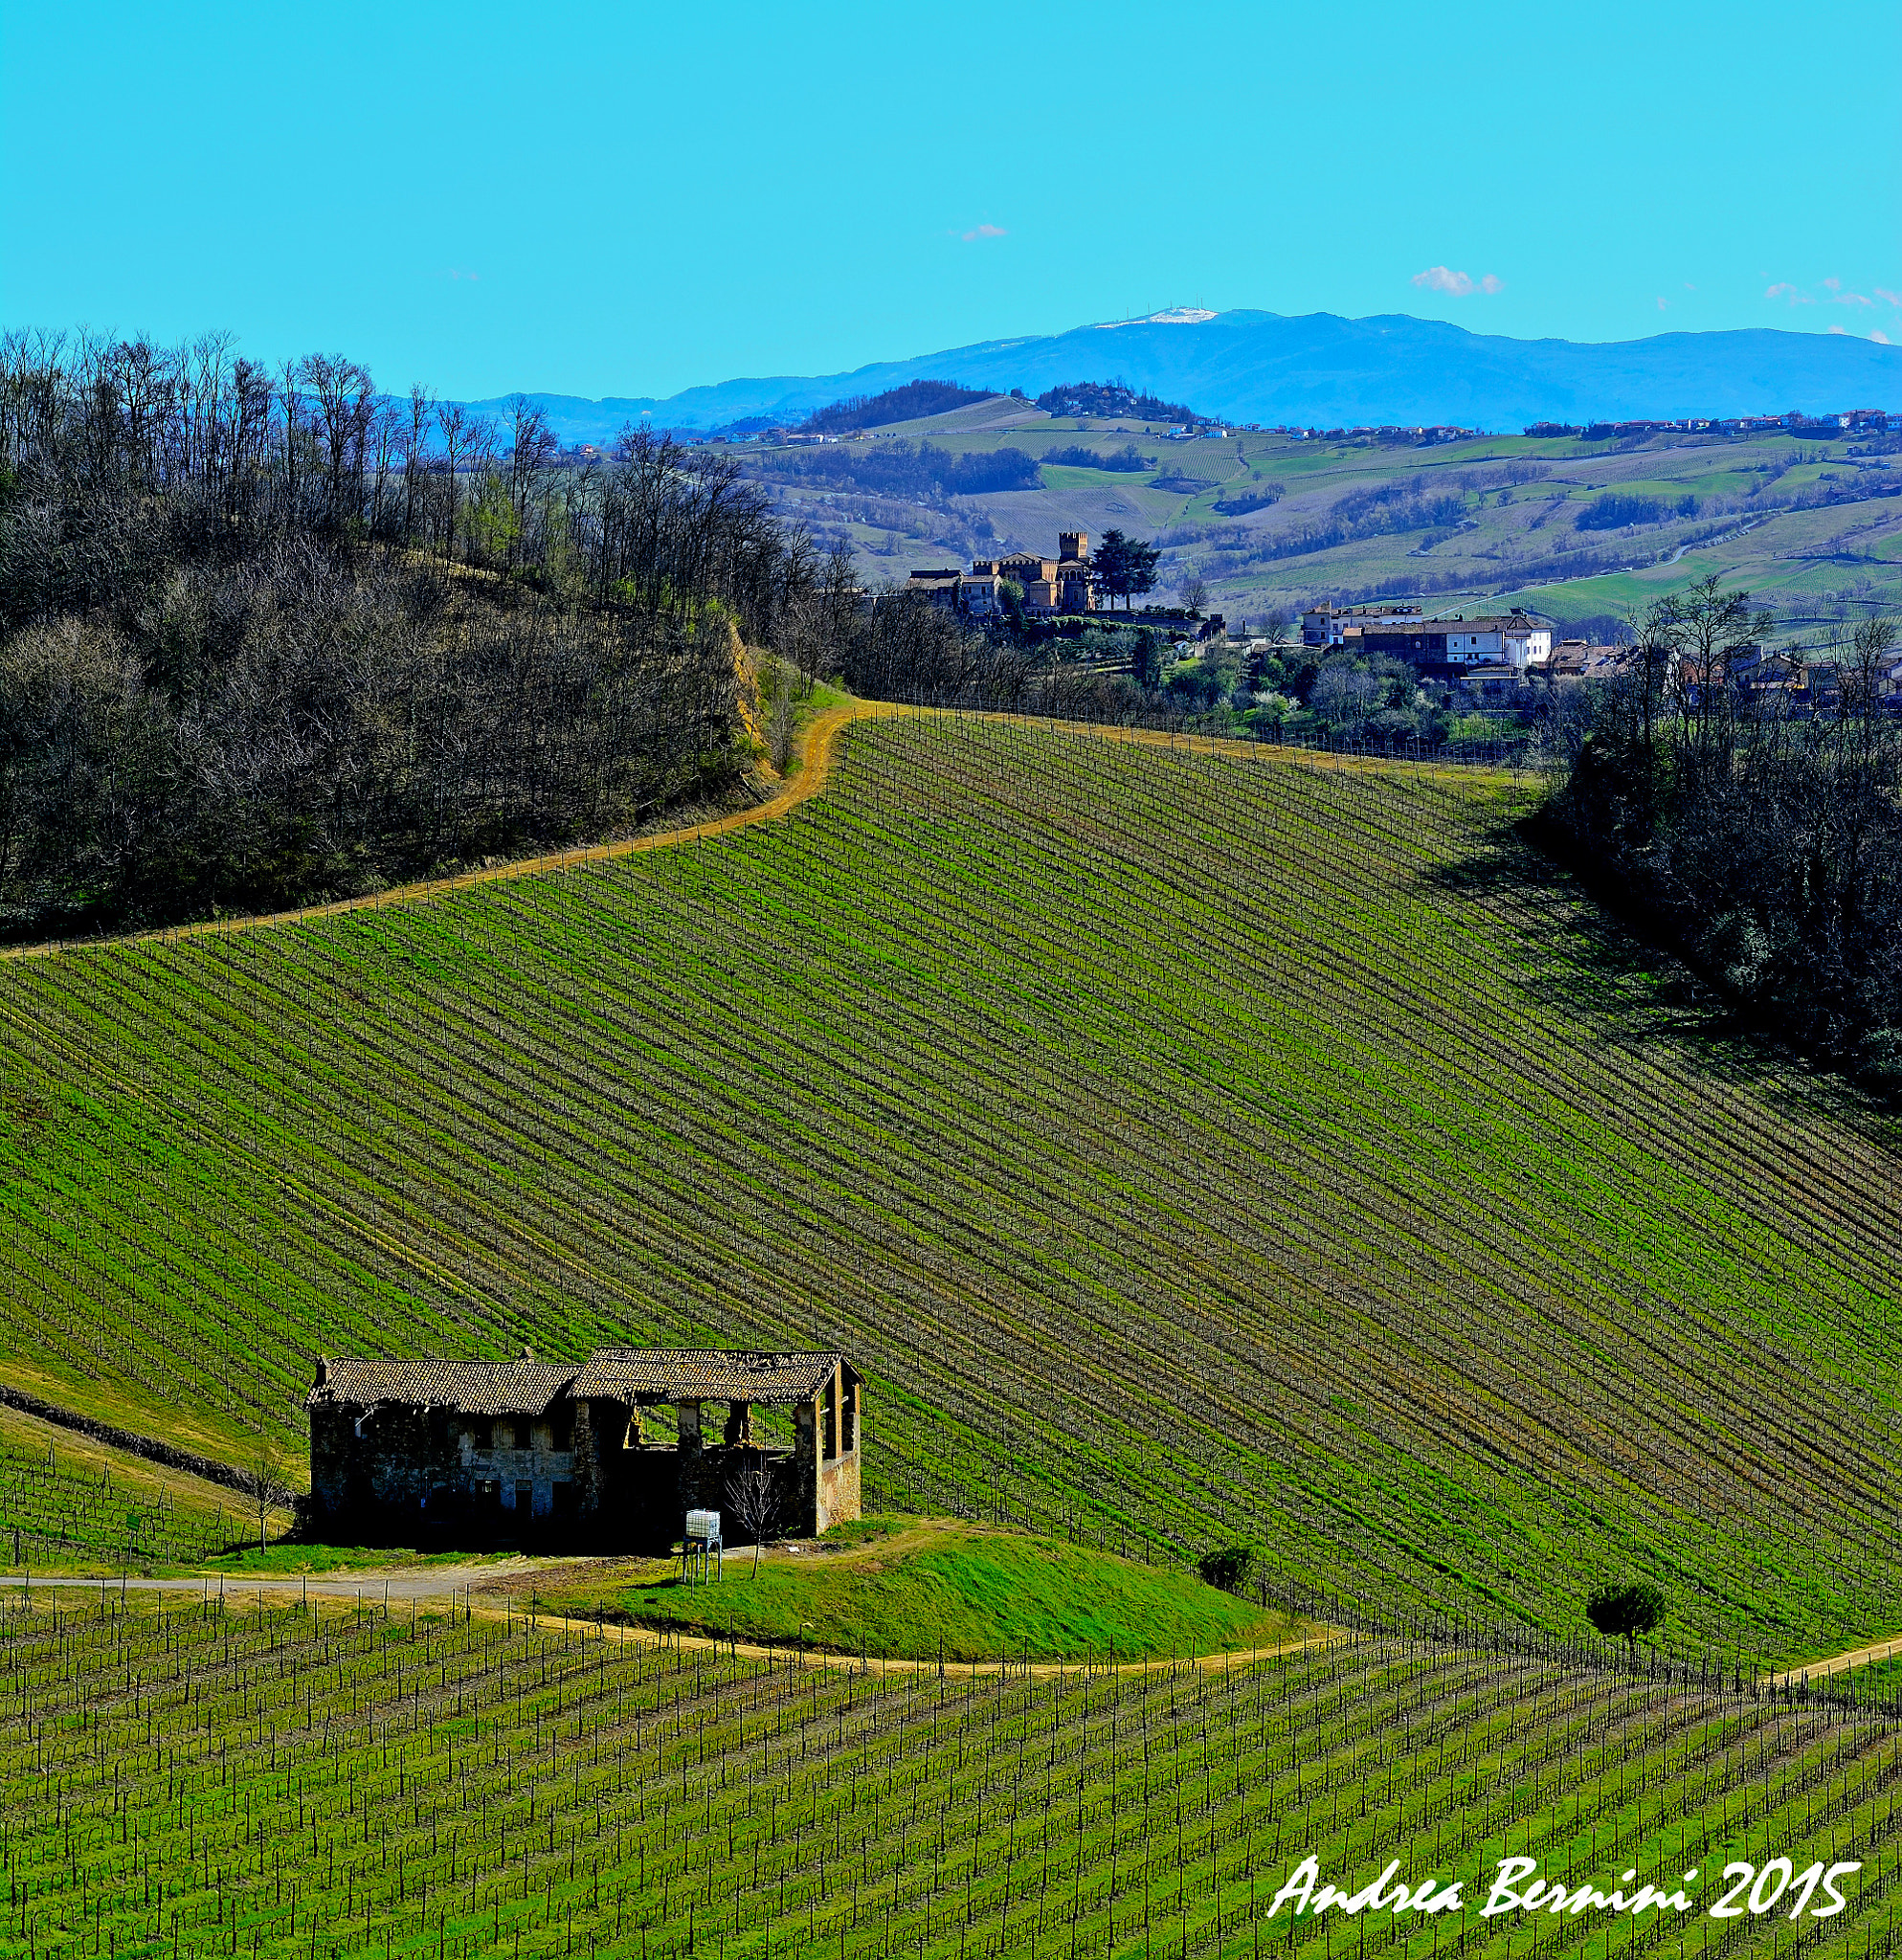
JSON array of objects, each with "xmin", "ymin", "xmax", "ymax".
[
  {"xmin": 435, "ymin": 400, "xmax": 476, "ymax": 561},
  {"xmin": 235, "ymin": 1431, "xmax": 294, "ymax": 1552},
  {"xmin": 756, "ymin": 651, "xmax": 802, "ymax": 774},
  {"xmin": 504, "ymin": 396, "xmax": 560, "ymax": 572},
  {"xmin": 725, "ymin": 1455, "xmax": 783, "ymax": 1574},
  {"xmin": 402, "ymin": 385, "xmax": 436, "ymax": 546}
]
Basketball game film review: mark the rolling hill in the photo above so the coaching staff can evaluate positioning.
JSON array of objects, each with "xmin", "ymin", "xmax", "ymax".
[
  {"xmin": 739, "ymin": 407, "xmax": 1902, "ymax": 627},
  {"xmin": 481, "ymin": 309, "xmax": 1902, "ymax": 441},
  {"xmin": 2, "ymin": 710, "xmax": 1899, "ymax": 1666}
]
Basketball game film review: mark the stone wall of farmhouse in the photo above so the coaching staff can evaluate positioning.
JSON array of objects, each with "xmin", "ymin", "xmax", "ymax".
[{"xmin": 307, "ymin": 1370, "xmax": 861, "ymax": 1548}]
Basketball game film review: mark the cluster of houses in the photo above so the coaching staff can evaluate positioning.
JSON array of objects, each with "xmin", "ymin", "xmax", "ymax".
[
  {"xmin": 1302, "ymin": 596, "xmax": 1902, "ymax": 713},
  {"xmin": 1287, "ymin": 424, "xmax": 1479, "ymax": 445},
  {"xmin": 907, "ymin": 532, "xmax": 1101, "ymax": 616},
  {"xmin": 1274, "ymin": 408, "xmax": 1891, "ymax": 447},
  {"xmin": 1525, "ymin": 409, "xmax": 1891, "ymax": 439},
  {"xmin": 1301, "ymin": 602, "xmax": 1555, "ymax": 683}
]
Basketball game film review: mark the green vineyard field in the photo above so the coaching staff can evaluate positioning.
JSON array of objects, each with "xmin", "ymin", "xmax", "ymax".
[
  {"xmin": 0, "ymin": 712, "xmax": 1897, "ymax": 1659},
  {"xmin": 2, "ymin": 1591, "xmax": 1897, "ymax": 1960},
  {"xmin": 0, "ymin": 1407, "xmax": 267, "ymax": 1572}
]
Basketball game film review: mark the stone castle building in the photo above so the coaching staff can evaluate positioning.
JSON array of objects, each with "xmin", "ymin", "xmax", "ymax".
[
  {"xmin": 908, "ymin": 532, "xmax": 1097, "ymax": 617},
  {"xmin": 306, "ymin": 1348, "xmax": 861, "ymax": 1549}
]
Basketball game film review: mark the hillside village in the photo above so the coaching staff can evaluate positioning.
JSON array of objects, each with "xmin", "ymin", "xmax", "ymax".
[
  {"xmin": 717, "ymin": 379, "xmax": 1902, "ymax": 654},
  {"xmin": 884, "ymin": 546, "xmax": 1877, "ymax": 739}
]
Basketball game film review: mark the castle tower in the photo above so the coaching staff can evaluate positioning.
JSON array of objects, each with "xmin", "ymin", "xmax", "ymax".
[{"xmin": 1059, "ymin": 531, "xmax": 1088, "ymax": 563}]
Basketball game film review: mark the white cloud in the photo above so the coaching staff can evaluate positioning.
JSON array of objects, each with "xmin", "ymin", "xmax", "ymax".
[
  {"xmin": 960, "ymin": 223, "xmax": 1007, "ymax": 242},
  {"xmin": 1764, "ymin": 278, "xmax": 1881, "ymax": 308},
  {"xmin": 1657, "ymin": 297, "xmax": 1668, "ymax": 310},
  {"xmin": 1828, "ymin": 323, "xmax": 1848, "ymax": 335},
  {"xmin": 1872, "ymin": 330, "xmax": 1893, "ymax": 345},
  {"xmin": 1411, "ymin": 265, "xmax": 1502, "ymax": 298}
]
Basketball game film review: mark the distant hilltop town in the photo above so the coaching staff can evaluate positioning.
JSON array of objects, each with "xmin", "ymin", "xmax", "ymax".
[
  {"xmin": 1287, "ymin": 407, "xmax": 1892, "ymax": 446},
  {"xmin": 1522, "ymin": 408, "xmax": 1891, "ymax": 440}
]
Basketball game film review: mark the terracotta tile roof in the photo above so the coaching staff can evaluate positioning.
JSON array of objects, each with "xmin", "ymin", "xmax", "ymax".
[
  {"xmin": 570, "ymin": 1349, "xmax": 845, "ymax": 1404},
  {"xmin": 307, "ymin": 1358, "xmax": 577, "ymax": 1415}
]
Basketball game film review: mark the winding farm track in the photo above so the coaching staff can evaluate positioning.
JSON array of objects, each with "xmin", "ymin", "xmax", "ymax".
[
  {"xmin": 0, "ymin": 699, "xmax": 1518, "ymax": 966},
  {"xmin": 0, "ymin": 698, "xmax": 907, "ymax": 965},
  {"xmin": 16, "ymin": 1570, "xmax": 1339, "ymax": 1679},
  {"xmin": 25, "ymin": 1569, "xmax": 1896, "ymax": 1690}
]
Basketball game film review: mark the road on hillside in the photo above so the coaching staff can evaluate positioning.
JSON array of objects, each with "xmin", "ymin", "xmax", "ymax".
[{"xmin": 18, "ymin": 1569, "xmax": 1337, "ymax": 1679}]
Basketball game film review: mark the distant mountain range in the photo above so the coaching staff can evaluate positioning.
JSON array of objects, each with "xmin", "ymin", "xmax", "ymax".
[{"xmin": 473, "ymin": 309, "xmax": 1902, "ymax": 443}]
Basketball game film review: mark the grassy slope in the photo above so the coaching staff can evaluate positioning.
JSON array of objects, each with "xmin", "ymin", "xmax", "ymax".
[
  {"xmin": 1, "ymin": 715, "xmax": 1900, "ymax": 1660},
  {"xmin": 530, "ymin": 1516, "xmax": 1302, "ymax": 1661},
  {"xmin": 5, "ymin": 1593, "xmax": 1896, "ymax": 1960}
]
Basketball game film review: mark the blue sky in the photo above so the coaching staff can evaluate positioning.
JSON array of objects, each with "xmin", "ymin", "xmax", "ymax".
[{"xmin": 4, "ymin": 0, "xmax": 1895, "ymax": 402}]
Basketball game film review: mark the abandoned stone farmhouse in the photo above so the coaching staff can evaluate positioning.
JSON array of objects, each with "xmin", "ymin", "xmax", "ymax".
[{"xmin": 306, "ymin": 1348, "xmax": 862, "ymax": 1549}]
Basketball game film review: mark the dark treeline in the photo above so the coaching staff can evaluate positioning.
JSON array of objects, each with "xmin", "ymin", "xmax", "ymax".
[
  {"xmin": 1548, "ymin": 574, "xmax": 1902, "ymax": 1080},
  {"xmin": 1576, "ymin": 491, "xmax": 1700, "ymax": 530},
  {"xmin": 799, "ymin": 379, "xmax": 989, "ymax": 434},
  {"xmin": 0, "ymin": 332, "xmax": 849, "ymax": 937},
  {"xmin": 1043, "ymin": 443, "xmax": 1152, "ymax": 473},
  {"xmin": 751, "ymin": 439, "xmax": 1041, "ymax": 500}
]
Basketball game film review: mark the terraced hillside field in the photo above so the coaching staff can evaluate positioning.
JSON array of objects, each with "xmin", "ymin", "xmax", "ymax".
[
  {"xmin": 1, "ymin": 711, "xmax": 1898, "ymax": 1659},
  {"xmin": 4, "ymin": 1592, "xmax": 1897, "ymax": 1960}
]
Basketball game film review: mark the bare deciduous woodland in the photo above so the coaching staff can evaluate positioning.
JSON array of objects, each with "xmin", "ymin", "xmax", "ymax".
[{"xmin": 0, "ymin": 334, "xmax": 851, "ymax": 937}]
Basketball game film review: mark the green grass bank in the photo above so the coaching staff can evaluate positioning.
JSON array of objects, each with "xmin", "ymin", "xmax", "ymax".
[{"xmin": 526, "ymin": 1516, "xmax": 1307, "ymax": 1661}]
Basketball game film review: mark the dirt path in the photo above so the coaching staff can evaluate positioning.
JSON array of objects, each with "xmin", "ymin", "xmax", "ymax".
[
  {"xmin": 2, "ymin": 699, "xmax": 1533, "ymax": 967},
  {"xmin": 21, "ymin": 1568, "xmax": 1340, "ymax": 1679},
  {"xmin": 13, "ymin": 1559, "xmax": 571, "ymax": 1603},
  {"xmin": 0, "ymin": 697, "xmax": 1528, "ymax": 969},
  {"xmin": 0, "ymin": 698, "xmax": 906, "ymax": 965},
  {"xmin": 1765, "ymin": 1634, "xmax": 1902, "ymax": 1686}
]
